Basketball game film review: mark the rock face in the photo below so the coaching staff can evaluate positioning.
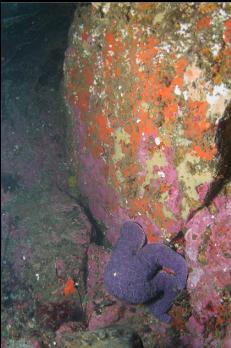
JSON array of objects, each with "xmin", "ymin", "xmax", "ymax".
[
  {"xmin": 64, "ymin": 2, "xmax": 230, "ymax": 244},
  {"xmin": 183, "ymin": 192, "xmax": 231, "ymax": 348},
  {"xmin": 58, "ymin": 325, "xmax": 144, "ymax": 348},
  {"xmin": 64, "ymin": 3, "xmax": 231, "ymax": 347}
]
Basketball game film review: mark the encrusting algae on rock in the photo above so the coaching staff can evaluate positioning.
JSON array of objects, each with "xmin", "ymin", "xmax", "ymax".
[{"xmin": 64, "ymin": 2, "xmax": 231, "ymax": 347}]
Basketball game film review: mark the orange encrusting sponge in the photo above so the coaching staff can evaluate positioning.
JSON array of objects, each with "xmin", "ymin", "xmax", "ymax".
[{"xmin": 63, "ymin": 277, "xmax": 77, "ymax": 296}]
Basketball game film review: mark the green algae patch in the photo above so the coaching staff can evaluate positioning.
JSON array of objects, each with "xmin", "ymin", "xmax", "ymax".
[{"xmin": 68, "ymin": 175, "xmax": 78, "ymax": 189}]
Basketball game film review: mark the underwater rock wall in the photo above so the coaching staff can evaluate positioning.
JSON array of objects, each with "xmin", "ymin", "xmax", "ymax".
[
  {"xmin": 64, "ymin": 3, "xmax": 231, "ymax": 345},
  {"xmin": 64, "ymin": 2, "xmax": 230, "ymax": 244}
]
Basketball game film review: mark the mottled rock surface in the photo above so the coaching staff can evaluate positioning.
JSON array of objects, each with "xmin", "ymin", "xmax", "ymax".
[
  {"xmin": 86, "ymin": 244, "xmax": 134, "ymax": 331},
  {"xmin": 64, "ymin": 2, "xmax": 231, "ymax": 244},
  {"xmin": 58, "ymin": 325, "xmax": 144, "ymax": 348},
  {"xmin": 64, "ymin": 3, "xmax": 231, "ymax": 347},
  {"xmin": 183, "ymin": 191, "xmax": 231, "ymax": 347}
]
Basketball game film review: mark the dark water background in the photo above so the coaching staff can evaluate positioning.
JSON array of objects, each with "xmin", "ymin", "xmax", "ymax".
[{"xmin": 1, "ymin": 3, "xmax": 89, "ymax": 346}]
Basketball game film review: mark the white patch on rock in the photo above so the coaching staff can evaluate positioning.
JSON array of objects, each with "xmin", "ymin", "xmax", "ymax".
[
  {"xmin": 155, "ymin": 137, "xmax": 161, "ymax": 145},
  {"xmin": 218, "ymin": 8, "xmax": 229, "ymax": 20},
  {"xmin": 189, "ymin": 268, "xmax": 204, "ymax": 289},
  {"xmin": 162, "ymin": 43, "xmax": 172, "ymax": 53},
  {"xmin": 102, "ymin": 3, "xmax": 110, "ymax": 14},
  {"xmin": 206, "ymin": 83, "xmax": 230, "ymax": 105},
  {"xmin": 183, "ymin": 90, "xmax": 189, "ymax": 100},
  {"xmin": 158, "ymin": 171, "xmax": 165, "ymax": 178},
  {"xmin": 211, "ymin": 43, "xmax": 221, "ymax": 57},
  {"xmin": 177, "ymin": 23, "xmax": 191, "ymax": 36},
  {"xmin": 174, "ymin": 85, "xmax": 182, "ymax": 96}
]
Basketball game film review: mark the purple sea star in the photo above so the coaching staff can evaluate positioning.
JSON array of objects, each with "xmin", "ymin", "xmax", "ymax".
[{"xmin": 104, "ymin": 221, "xmax": 188, "ymax": 323}]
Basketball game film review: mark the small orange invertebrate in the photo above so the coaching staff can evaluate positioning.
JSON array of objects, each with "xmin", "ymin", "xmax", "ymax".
[{"xmin": 63, "ymin": 277, "xmax": 77, "ymax": 296}]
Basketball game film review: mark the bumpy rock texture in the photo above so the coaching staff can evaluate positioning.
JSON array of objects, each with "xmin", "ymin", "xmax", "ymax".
[
  {"xmin": 58, "ymin": 325, "xmax": 144, "ymax": 348},
  {"xmin": 64, "ymin": 3, "xmax": 231, "ymax": 347},
  {"xmin": 104, "ymin": 221, "xmax": 188, "ymax": 323}
]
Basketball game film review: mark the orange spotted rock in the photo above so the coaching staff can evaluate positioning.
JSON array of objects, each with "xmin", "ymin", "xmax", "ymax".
[{"xmin": 64, "ymin": 5, "xmax": 231, "ymax": 344}]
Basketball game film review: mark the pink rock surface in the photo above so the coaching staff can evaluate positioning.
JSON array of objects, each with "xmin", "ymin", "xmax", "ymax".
[
  {"xmin": 86, "ymin": 244, "xmax": 134, "ymax": 330},
  {"xmin": 29, "ymin": 338, "xmax": 43, "ymax": 348},
  {"xmin": 55, "ymin": 321, "xmax": 85, "ymax": 347},
  {"xmin": 184, "ymin": 191, "xmax": 231, "ymax": 347}
]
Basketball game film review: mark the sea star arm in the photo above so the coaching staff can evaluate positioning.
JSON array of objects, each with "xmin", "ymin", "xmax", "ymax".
[
  {"xmin": 139, "ymin": 243, "xmax": 188, "ymax": 289},
  {"xmin": 148, "ymin": 271, "xmax": 179, "ymax": 323},
  {"xmin": 113, "ymin": 221, "xmax": 147, "ymax": 258}
]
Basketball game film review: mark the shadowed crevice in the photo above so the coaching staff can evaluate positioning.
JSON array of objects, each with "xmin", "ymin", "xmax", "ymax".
[
  {"xmin": 188, "ymin": 101, "xmax": 231, "ymax": 218},
  {"xmin": 203, "ymin": 100, "xmax": 231, "ymax": 207},
  {"xmin": 56, "ymin": 183, "xmax": 106, "ymax": 246}
]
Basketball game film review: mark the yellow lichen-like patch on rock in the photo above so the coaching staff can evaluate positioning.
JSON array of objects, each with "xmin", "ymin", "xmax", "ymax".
[
  {"xmin": 177, "ymin": 153, "xmax": 213, "ymax": 202},
  {"xmin": 181, "ymin": 197, "xmax": 191, "ymax": 220},
  {"xmin": 115, "ymin": 169, "xmax": 125, "ymax": 186},
  {"xmin": 142, "ymin": 151, "xmax": 168, "ymax": 189},
  {"xmin": 112, "ymin": 127, "xmax": 130, "ymax": 163},
  {"xmin": 151, "ymin": 151, "xmax": 168, "ymax": 167},
  {"xmin": 160, "ymin": 192, "xmax": 175, "ymax": 220}
]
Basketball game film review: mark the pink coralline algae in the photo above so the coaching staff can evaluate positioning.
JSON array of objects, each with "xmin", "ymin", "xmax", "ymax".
[
  {"xmin": 184, "ymin": 191, "xmax": 231, "ymax": 347},
  {"xmin": 104, "ymin": 221, "xmax": 188, "ymax": 323},
  {"xmin": 86, "ymin": 244, "xmax": 134, "ymax": 330}
]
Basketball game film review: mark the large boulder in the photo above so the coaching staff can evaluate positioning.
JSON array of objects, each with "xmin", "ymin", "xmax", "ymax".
[
  {"xmin": 64, "ymin": 3, "xmax": 231, "ymax": 346},
  {"xmin": 64, "ymin": 2, "xmax": 230, "ymax": 244}
]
